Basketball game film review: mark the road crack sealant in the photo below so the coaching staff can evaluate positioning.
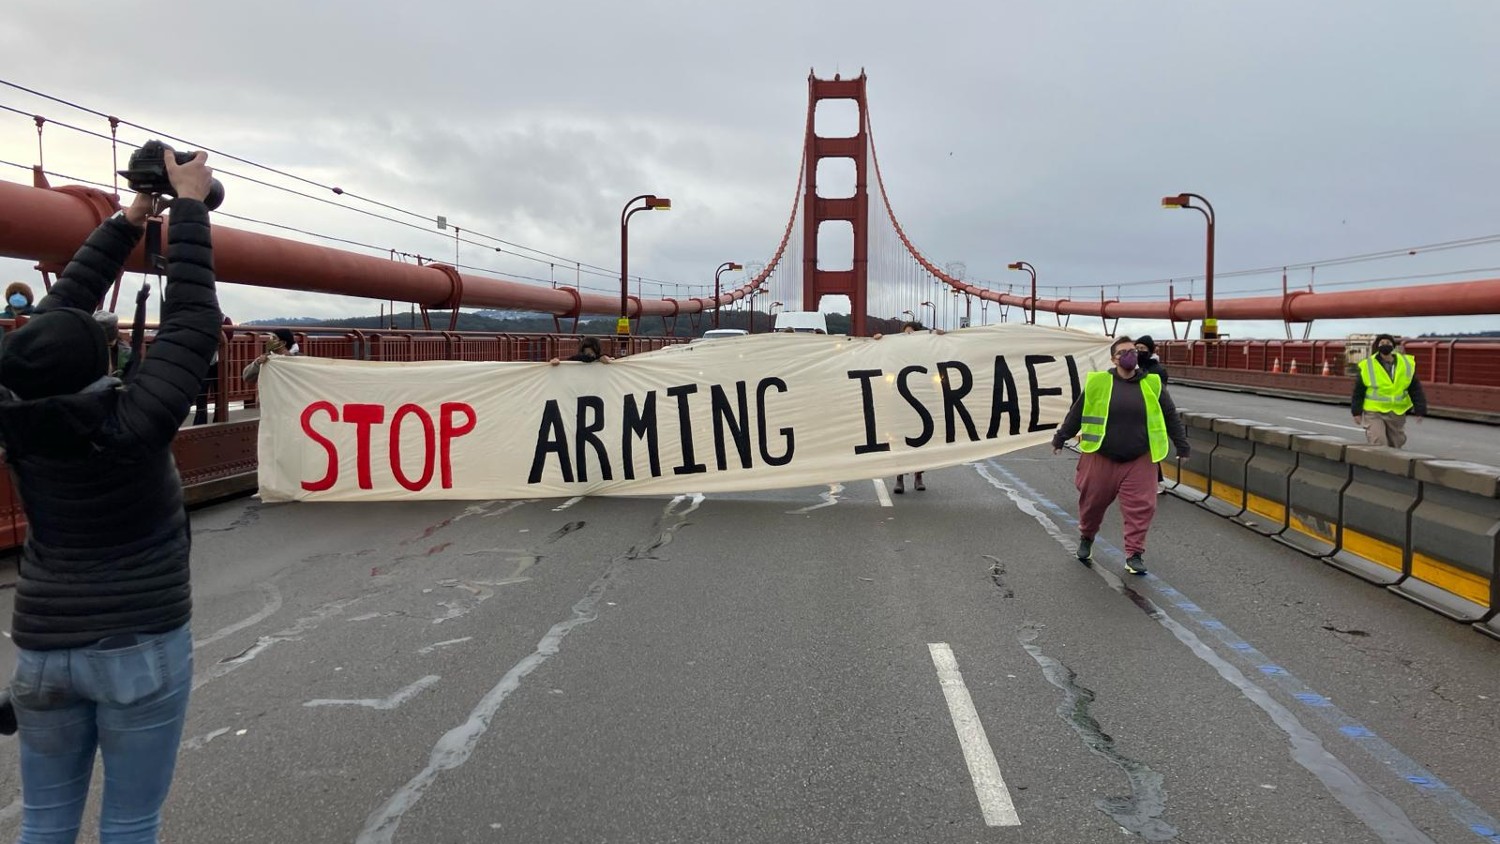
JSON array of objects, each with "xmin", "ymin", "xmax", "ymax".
[
  {"xmin": 1018, "ymin": 624, "xmax": 1178, "ymax": 841},
  {"xmin": 787, "ymin": 483, "xmax": 844, "ymax": 515},
  {"xmin": 356, "ymin": 494, "xmax": 704, "ymax": 844},
  {"xmin": 982, "ymin": 554, "xmax": 1015, "ymax": 599},
  {"xmin": 976, "ymin": 460, "xmax": 1451, "ymax": 844}
]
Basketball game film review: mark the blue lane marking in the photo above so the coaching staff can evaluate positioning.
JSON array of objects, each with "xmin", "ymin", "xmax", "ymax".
[{"xmin": 985, "ymin": 460, "xmax": 1500, "ymax": 844}]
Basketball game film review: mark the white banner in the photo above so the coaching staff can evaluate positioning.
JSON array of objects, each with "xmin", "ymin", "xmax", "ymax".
[{"xmin": 256, "ymin": 324, "xmax": 1113, "ymax": 501}]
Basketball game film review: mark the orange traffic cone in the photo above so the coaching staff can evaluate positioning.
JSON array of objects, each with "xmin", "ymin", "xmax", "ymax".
[
  {"xmin": 1320, "ymin": 359, "xmax": 1331, "ymax": 377},
  {"xmin": 1272, "ymin": 357, "xmax": 1281, "ymax": 374},
  {"xmin": 1289, "ymin": 359, "xmax": 1299, "ymax": 375}
]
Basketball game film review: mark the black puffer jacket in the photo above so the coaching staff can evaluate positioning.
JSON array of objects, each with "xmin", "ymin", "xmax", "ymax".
[
  {"xmin": 0, "ymin": 201, "xmax": 221, "ymax": 650},
  {"xmin": 1140, "ymin": 356, "xmax": 1170, "ymax": 385}
]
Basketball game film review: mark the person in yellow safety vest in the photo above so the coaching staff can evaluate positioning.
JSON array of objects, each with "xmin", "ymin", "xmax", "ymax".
[
  {"xmin": 1052, "ymin": 336, "xmax": 1192, "ymax": 576},
  {"xmin": 1351, "ymin": 333, "xmax": 1426, "ymax": 448}
]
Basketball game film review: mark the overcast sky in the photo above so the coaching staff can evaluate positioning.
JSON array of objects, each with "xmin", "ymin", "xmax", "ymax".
[{"xmin": 3, "ymin": 0, "xmax": 1498, "ymax": 340}]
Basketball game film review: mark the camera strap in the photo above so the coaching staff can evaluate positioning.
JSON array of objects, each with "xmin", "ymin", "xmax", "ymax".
[
  {"xmin": 122, "ymin": 282, "xmax": 150, "ymax": 382},
  {"xmin": 123, "ymin": 214, "xmax": 166, "ymax": 382},
  {"xmin": 144, "ymin": 216, "xmax": 168, "ymax": 275}
]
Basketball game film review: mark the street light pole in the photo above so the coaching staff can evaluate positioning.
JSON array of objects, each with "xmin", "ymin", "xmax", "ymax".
[
  {"xmin": 1161, "ymin": 193, "xmax": 1216, "ymax": 340},
  {"xmin": 620, "ymin": 194, "xmax": 672, "ymax": 336},
  {"xmin": 1007, "ymin": 261, "xmax": 1037, "ymax": 325},
  {"xmin": 919, "ymin": 300, "xmax": 936, "ymax": 327},
  {"xmin": 714, "ymin": 261, "xmax": 742, "ymax": 329}
]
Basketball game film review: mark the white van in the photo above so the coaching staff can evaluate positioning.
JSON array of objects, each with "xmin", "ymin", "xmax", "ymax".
[{"xmin": 773, "ymin": 311, "xmax": 828, "ymax": 334}]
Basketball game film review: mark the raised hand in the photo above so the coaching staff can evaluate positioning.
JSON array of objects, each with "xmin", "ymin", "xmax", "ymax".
[{"xmin": 164, "ymin": 150, "xmax": 214, "ymax": 203}]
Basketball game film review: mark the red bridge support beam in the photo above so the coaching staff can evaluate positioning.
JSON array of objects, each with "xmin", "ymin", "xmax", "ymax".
[
  {"xmin": 0, "ymin": 180, "xmax": 777, "ymax": 319},
  {"xmin": 802, "ymin": 72, "xmax": 870, "ymax": 336}
]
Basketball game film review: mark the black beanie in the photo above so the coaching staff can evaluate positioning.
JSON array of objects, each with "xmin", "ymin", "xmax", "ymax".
[
  {"xmin": 0, "ymin": 308, "xmax": 111, "ymax": 399},
  {"xmin": 1136, "ymin": 335, "xmax": 1157, "ymax": 355}
]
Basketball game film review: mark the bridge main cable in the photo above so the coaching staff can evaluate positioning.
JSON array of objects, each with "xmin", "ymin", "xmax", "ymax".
[{"xmin": 864, "ymin": 118, "xmax": 1500, "ymax": 322}]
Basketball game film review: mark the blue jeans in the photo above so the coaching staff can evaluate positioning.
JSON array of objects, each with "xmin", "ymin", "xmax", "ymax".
[{"xmin": 9, "ymin": 624, "xmax": 192, "ymax": 844}]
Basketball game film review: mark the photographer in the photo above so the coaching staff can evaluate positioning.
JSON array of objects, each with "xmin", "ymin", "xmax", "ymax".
[{"xmin": 0, "ymin": 149, "xmax": 220, "ymax": 842}]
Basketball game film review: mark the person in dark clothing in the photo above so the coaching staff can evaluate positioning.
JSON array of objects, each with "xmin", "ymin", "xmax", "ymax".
[
  {"xmin": 872, "ymin": 321, "xmax": 945, "ymax": 493},
  {"xmin": 193, "ymin": 316, "xmax": 233, "ymax": 425},
  {"xmin": 1350, "ymin": 333, "xmax": 1426, "ymax": 448},
  {"xmin": 1133, "ymin": 335, "xmax": 1170, "ymax": 489},
  {"xmin": 549, "ymin": 335, "xmax": 614, "ymax": 365},
  {"xmin": 1134, "ymin": 335, "xmax": 1169, "ymax": 384},
  {"xmin": 1052, "ymin": 335, "xmax": 1191, "ymax": 575},
  {"xmin": 241, "ymin": 327, "xmax": 300, "ymax": 385},
  {"xmin": 4, "ymin": 281, "xmax": 36, "ymax": 319},
  {"xmin": 91, "ymin": 309, "xmax": 132, "ymax": 377},
  {"xmin": 0, "ymin": 150, "xmax": 220, "ymax": 842}
]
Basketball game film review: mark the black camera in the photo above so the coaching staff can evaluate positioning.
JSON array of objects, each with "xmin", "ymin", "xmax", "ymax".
[{"xmin": 117, "ymin": 140, "xmax": 224, "ymax": 210}]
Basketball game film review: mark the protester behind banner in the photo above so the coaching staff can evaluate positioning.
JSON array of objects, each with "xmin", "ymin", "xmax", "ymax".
[{"xmin": 243, "ymin": 328, "xmax": 299, "ymax": 385}]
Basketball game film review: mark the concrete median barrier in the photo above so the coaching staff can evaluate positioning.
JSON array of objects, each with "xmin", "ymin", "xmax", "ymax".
[
  {"xmin": 1202, "ymin": 418, "xmax": 1256, "ymax": 518},
  {"xmin": 1232, "ymin": 425, "xmax": 1301, "ymax": 536},
  {"xmin": 1325, "ymin": 446, "xmax": 1432, "ymax": 586},
  {"xmin": 1275, "ymin": 433, "xmax": 1350, "ymax": 558},
  {"xmin": 1166, "ymin": 412, "xmax": 1219, "ymax": 503},
  {"xmin": 1390, "ymin": 460, "xmax": 1500, "ymax": 630}
]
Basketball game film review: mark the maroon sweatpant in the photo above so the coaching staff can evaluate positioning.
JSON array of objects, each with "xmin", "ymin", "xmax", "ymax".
[{"xmin": 1075, "ymin": 452, "xmax": 1160, "ymax": 557}]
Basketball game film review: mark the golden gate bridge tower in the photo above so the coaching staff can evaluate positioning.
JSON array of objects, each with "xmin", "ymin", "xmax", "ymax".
[{"xmin": 801, "ymin": 72, "xmax": 871, "ymax": 337}]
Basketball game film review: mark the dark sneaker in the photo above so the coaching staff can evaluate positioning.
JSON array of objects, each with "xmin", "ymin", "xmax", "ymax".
[
  {"xmin": 1125, "ymin": 554, "xmax": 1148, "ymax": 575},
  {"xmin": 1076, "ymin": 537, "xmax": 1094, "ymax": 562},
  {"xmin": 893, "ymin": 479, "xmax": 905, "ymax": 495},
  {"xmin": 914, "ymin": 475, "xmax": 926, "ymax": 492}
]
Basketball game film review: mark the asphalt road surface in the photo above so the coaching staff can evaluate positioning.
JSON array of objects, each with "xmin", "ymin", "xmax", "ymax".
[
  {"xmin": 1, "ymin": 449, "xmax": 1497, "ymax": 843},
  {"xmin": 1169, "ymin": 384, "xmax": 1500, "ymax": 465}
]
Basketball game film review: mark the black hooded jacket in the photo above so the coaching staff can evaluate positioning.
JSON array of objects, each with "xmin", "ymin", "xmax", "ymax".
[{"xmin": 0, "ymin": 201, "xmax": 221, "ymax": 650}]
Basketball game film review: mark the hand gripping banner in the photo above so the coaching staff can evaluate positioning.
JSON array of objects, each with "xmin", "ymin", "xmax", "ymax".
[{"xmin": 256, "ymin": 324, "xmax": 1114, "ymax": 502}]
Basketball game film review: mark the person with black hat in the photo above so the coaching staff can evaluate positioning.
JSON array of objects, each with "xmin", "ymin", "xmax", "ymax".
[
  {"xmin": 1134, "ymin": 335, "xmax": 1169, "ymax": 384},
  {"xmin": 0, "ymin": 150, "xmax": 219, "ymax": 840},
  {"xmin": 1133, "ymin": 335, "xmax": 1171, "ymax": 491},
  {"xmin": 1352, "ymin": 333, "xmax": 1426, "ymax": 448},
  {"xmin": 242, "ymin": 327, "xmax": 301, "ymax": 384}
]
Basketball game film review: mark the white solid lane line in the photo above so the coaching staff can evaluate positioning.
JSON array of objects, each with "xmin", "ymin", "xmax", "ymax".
[
  {"xmin": 872, "ymin": 478, "xmax": 893, "ymax": 507},
  {"xmin": 927, "ymin": 643, "xmax": 1021, "ymax": 827},
  {"xmin": 552, "ymin": 496, "xmax": 584, "ymax": 511},
  {"xmin": 1287, "ymin": 416, "xmax": 1364, "ymax": 433}
]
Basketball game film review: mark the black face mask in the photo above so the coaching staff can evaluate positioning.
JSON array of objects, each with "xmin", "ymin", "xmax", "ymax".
[{"xmin": 1377, "ymin": 344, "xmax": 1395, "ymax": 355}]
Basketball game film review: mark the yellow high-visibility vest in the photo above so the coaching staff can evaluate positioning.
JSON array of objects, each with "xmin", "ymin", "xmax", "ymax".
[
  {"xmin": 1359, "ymin": 354, "xmax": 1415, "ymax": 415},
  {"xmin": 1077, "ymin": 371, "xmax": 1169, "ymax": 463}
]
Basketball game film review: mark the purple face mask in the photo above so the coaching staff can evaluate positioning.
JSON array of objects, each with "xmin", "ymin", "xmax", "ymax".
[{"xmin": 1117, "ymin": 350, "xmax": 1139, "ymax": 371}]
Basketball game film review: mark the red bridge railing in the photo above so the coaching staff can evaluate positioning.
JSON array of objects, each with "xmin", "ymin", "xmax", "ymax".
[
  {"xmin": 1157, "ymin": 338, "xmax": 1500, "ymax": 419},
  {"xmin": 0, "ymin": 323, "xmax": 687, "ymax": 554}
]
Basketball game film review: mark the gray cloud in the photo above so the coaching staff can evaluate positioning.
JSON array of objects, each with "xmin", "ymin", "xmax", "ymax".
[{"xmin": 1, "ymin": 0, "xmax": 1497, "ymax": 337}]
